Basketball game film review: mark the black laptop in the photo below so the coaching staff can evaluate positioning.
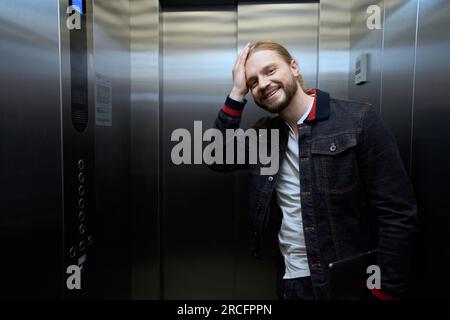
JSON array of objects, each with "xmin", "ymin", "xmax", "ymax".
[{"xmin": 328, "ymin": 249, "xmax": 378, "ymax": 300}]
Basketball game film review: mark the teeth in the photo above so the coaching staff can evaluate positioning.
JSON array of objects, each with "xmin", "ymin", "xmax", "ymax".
[{"xmin": 266, "ymin": 88, "xmax": 278, "ymax": 98}]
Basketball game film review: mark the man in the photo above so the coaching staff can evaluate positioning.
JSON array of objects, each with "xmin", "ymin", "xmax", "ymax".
[{"xmin": 209, "ymin": 41, "xmax": 418, "ymax": 300}]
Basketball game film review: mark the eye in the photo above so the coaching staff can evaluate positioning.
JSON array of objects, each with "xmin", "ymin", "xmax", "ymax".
[
  {"xmin": 268, "ymin": 68, "xmax": 276, "ymax": 75},
  {"xmin": 249, "ymin": 81, "xmax": 258, "ymax": 89}
]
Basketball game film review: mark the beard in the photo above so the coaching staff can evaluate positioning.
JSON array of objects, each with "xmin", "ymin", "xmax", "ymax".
[{"xmin": 253, "ymin": 74, "xmax": 298, "ymax": 114}]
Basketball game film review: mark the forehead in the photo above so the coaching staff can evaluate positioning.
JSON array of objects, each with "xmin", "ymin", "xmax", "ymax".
[{"xmin": 245, "ymin": 50, "xmax": 287, "ymax": 73}]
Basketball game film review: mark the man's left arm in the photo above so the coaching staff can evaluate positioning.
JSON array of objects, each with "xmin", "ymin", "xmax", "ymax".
[{"xmin": 357, "ymin": 104, "xmax": 419, "ymax": 299}]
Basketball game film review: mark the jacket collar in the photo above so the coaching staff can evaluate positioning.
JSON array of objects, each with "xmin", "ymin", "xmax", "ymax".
[{"xmin": 304, "ymin": 88, "xmax": 330, "ymax": 123}]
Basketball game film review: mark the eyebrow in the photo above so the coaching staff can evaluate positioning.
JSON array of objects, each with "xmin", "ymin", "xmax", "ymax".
[{"xmin": 247, "ymin": 63, "xmax": 278, "ymax": 84}]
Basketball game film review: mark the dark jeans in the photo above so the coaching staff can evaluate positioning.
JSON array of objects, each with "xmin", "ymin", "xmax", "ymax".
[{"xmin": 282, "ymin": 276, "xmax": 315, "ymax": 300}]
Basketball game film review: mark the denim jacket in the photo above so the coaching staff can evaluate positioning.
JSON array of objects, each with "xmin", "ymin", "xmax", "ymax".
[{"xmin": 208, "ymin": 89, "xmax": 418, "ymax": 299}]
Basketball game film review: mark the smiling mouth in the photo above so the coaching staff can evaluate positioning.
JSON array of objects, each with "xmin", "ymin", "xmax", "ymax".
[{"xmin": 264, "ymin": 88, "xmax": 279, "ymax": 100}]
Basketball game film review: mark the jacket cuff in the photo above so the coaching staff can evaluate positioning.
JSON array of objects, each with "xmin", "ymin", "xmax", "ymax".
[
  {"xmin": 222, "ymin": 96, "xmax": 247, "ymax": 118},
  {"xmin": 370, "ymin": 289, "xmax": 399, "ymax": 300}
]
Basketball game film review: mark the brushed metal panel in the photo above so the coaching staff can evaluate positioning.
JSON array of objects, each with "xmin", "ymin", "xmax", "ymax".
[
  {"xmin": 92, "ymin": 0, "xmax": 132, "ymax": 299},
  {"xmin": 348, "ymin": 0, "xmax": 384, "ymax": 111},
  {"xmin": 130, "ymin": 0, "xmax": 161, "ymax": 299},
  {"xmin": 161, "ymin": 7, "xmax": 237, "ymax": 299},
  {"xmin": 318, "ymin": 0, "xmax": 351, "ymax": 100},
  {"xmin": 236, "ymin": 2, "xmax": 319, "ymax": 299},
  {"xmin": 380, "ymin": 0, "xmax": 418, "ymax": 169},
  {"xmin": 411, "ymin": 0, "xmax": 450, "ymax": 299},
  {"xmin": 0, "ymin": 0, "xmax": 63, "ymax": 298}
]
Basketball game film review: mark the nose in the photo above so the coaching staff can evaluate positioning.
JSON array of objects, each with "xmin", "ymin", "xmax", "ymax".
[{"xmin": 258, "ymin": 76, "xmax": 270, "ymax": 91}]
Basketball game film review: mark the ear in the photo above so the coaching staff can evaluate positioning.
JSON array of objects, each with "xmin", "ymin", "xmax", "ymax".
[{"xmin": 290, "ymin": 59, "xmax": 300, "ymax": 77}]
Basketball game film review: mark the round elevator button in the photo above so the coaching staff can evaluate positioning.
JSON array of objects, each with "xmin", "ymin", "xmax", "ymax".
[
  {"xmin": 78, "ymin": 172, "xmax": 85, "ymax": 184},
  {"xmin": 79, "ymin": 224, "xmax": 85, "ymax": 235},
  {"xmin": 78, "ymin": 198, "xmax": 85, "ymax": 209},
  {"xmin": 78, "ymin": 159, "xmax": 85, "ymax": 170},
  {"xmin": 69, "ymin": 247, "xmax": 76, "ymax": 258},
  {"xmin": 78, "ymin": 185, "xmax": 85, "ymax": 196}
]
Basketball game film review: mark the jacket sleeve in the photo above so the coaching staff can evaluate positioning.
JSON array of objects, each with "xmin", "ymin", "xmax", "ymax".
[
  {"xmin": 357, "ymin": 104, "xmax": 419, "ymax": 298},
  {"xmin": 207, "ymin": 95, "xmax": 250, "ymax": 172}
]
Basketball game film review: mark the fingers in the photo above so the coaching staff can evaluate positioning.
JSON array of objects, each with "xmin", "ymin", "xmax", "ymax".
[
  {"xmin": 234, "ymin": 43, "xmax": 252, "ymax": 70},
  {"xmin": 232, "ymin": 43, "xmax": 252, "ymax": 96},
  {"xmin": 239, "ymin": 43, "xmax": 251, "ymax": 66}
]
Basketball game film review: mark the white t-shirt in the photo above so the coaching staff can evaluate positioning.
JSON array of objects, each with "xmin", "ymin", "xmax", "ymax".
[{"xmin": 275, "ymin": 100, "xmax": 314, "ymax": 279}]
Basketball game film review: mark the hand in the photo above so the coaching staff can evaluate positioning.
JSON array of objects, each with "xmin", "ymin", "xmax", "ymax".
[{"xmin": 230, "ymin": 43, "xmax": 252, "ymax": 102}]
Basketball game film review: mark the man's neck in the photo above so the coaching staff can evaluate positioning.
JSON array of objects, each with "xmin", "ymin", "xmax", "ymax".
[{"xmin": 279, "ymin": 88, "xmax": 314, "ymax": 131}]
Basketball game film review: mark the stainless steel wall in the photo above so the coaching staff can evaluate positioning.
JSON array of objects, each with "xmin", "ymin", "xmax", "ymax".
[
  {"xmin": 0, "ymin": 0, "xmax": 63, "ymax": 298},
  {"xmin": 411, "ymin": 0, "xmax": 450, "ymax": 298},
  {"xmin": 348, "ymin": 0, "xmax": 413, "ymax": 165},
  {"xmin": 92, "ymin": 0, "xmax": 132, "ymax": 299},
  {"xmin": 348, "ymin": 0, "xmax": 384, "ymax": 111},
  {"xmin": 381, "ymin": 0, "xmax": 418, "ymax": 167},
  {"xmin": 318, "ymin": 0, "xmax": 351, "ymax": 100},
  {"xmin": 348, "ymin": 0, "xmax": 450, "ymax": 298},
  {"xmin": 130, "ymin": 0, "xmax": 160, "ymax": 299},
  {"xmin": 349, "ymin": 0, "xmax": 418, "ymax": 167}
]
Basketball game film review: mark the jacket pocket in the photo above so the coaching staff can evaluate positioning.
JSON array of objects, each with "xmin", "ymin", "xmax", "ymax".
[{"xmin": 311, "ymin": 133, "xmax": 359, "ymax": 194}]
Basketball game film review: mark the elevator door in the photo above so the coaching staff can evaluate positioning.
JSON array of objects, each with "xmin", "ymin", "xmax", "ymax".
[{"xmin": 161, "ymin": 2, "xmax": 319, "ymax": 299}]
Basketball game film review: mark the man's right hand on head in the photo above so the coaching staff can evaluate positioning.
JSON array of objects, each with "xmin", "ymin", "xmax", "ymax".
[{"xmin": 229, "ymin": 43, "xmax": 251, "ymax": 102}]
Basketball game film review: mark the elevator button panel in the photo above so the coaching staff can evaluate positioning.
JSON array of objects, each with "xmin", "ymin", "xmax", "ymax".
[
  {"xmin": 68, "ymin": 157, "xmax": 91, "ymax": 267},
  {"xmin": 63, "ymin": 1, "xmax": 94, "ymax": 298}
]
